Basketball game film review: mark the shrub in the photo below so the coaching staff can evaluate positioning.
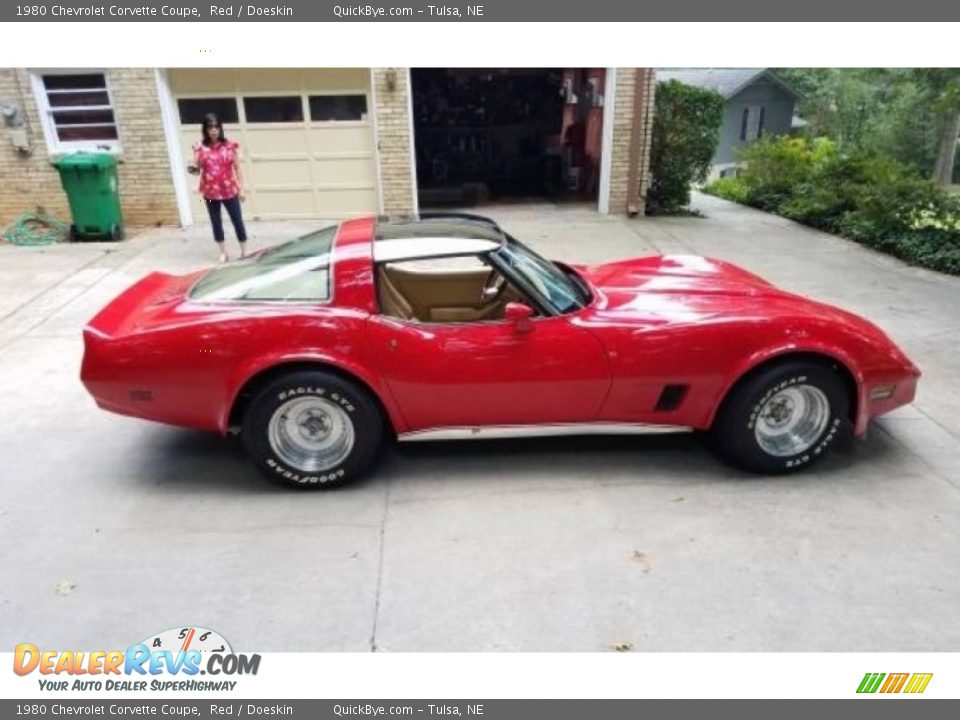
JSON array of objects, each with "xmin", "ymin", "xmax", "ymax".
[
  {"xmin": 864, "ymin": 228, "xmax": 960, "ymax": 274},
  {"xmin": 736, "ymin": 137, "xmax": 821, "ymax": 211},
  {"xmin": 704, "ymin": 176, "xmax": 752, "ymax": 204},
  {"xmin": 646, "ymin": 80, "xmax": 725, "ymax": 215},
  {"xmin": 703, "ymin": 135, "xmax": 960, "ymax": 275},
  {"xmin": 839, "ymin": 154, "xmax": 948, "ymax": 239}
]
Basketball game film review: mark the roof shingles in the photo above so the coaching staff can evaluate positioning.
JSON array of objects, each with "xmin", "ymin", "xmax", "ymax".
[{"xmin": 656, "ymin": 68, "xmax": 799, "ymax": 100}]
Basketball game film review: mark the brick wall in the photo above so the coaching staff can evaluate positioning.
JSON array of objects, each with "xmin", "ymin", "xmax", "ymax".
[
  {"xmin": 371, "ymin": 68, "xmax": 417, "ymax": 215},
  {"xmin": 107, "ymin": 69, "xmax": 179, "ymax": 227},
  {"xmin": 635, "ymin": 68, "xmax": 656, "ymax": 214},
  {"xmin": 0, "ymin": 68, "xmax": 178, "ymax": 231},
  {"xmin": 607, "ymin": 68, "xmax": 656, "ymax": 216},
  {"xmin": 0, "ymin": 69, "xmax": 68, "ymax": 226}
]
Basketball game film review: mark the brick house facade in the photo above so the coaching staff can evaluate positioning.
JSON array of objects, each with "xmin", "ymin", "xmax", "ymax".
[
  {"xmin": 608, "ymin": 68, "xmax": 656, "ymax": 215},
  {"xmin": 0, "ymin": 68, "xmax": 656, "ymax": 230},
  {"xmin": 371, "ymin": 68, "xmax": 418, "ymax": 216},
  {"xmin": 0, "ymin": 68, "xmax": 178, "ymax": 229}
]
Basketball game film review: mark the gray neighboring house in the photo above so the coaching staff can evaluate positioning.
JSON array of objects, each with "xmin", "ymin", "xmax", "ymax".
[{"xmin": 657, "ymin": 68, "xmax": 801, "ymax": 178}]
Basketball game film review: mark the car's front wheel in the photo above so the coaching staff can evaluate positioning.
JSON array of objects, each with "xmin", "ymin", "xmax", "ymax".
[
  {"xmin": 242, "ymin": 370, "xmax": 384, "ymax": 489},
  {"xmin": 708, "ymin": 360, "xmax": 849, "ymax": 474}
]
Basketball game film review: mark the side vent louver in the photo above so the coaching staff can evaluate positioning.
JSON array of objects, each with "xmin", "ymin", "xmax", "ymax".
[{"xmin": 655, "ymin": 384, "xmax": 688, "ymax": 412}]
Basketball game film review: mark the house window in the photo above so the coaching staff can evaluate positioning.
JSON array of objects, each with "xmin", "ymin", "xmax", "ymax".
[
  {"xmin": 243, "ymin": 96, "xmax": 303, "ymax": 123},
  {"xmin": 308, "ymin": 94, "xmax": 368, "ymax": 122},
  {"xmin": 33, "ymin": 71, "xmax": 120, "ymax": 152},
  {"xmin": 757, "ymin": 106, "xmax": 766, "ymax": 138},
  {"xmin": 177, "ymin": 97, "xmax": 239, "ymax": 125},
  {"xmin": 741, "ymin": 105, "xmax": 762, "ymax": 142}
]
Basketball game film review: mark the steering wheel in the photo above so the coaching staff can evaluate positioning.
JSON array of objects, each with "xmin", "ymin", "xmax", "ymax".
[{"xmin": 480, "ymin": 272, "xmax": 507, "ymax": 303}]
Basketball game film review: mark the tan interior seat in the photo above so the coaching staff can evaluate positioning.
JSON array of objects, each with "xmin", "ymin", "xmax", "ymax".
[
  {"xmin": 378, "ymin": 268, "xmax": 417, "ymax": 320},
  {"xmin": 377, "ymin": 263, "xmax": 525, "ymax": 323}
]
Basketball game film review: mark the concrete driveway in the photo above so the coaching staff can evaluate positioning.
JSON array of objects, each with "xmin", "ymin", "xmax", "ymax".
[{"xmin": 0, "ymin": 193, "xmax": 958, "ymax": 652}]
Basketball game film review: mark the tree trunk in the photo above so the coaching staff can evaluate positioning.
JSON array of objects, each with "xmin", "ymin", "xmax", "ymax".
[{"xmin": 933, "ymin": 109, "xmax": 960, "ymax": 186}]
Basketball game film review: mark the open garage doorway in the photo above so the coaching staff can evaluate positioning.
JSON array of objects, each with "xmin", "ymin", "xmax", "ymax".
[{"xmin": 411, "ymin": 69, "xmax": 607, "ymax": 209}]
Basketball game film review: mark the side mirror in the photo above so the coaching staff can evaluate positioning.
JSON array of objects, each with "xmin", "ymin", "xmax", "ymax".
[{"xmin": 504, "ymin": 302, "xmax": 534, "ymax": 334}]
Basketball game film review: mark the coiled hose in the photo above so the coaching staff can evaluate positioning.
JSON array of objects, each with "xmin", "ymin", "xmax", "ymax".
[{"xmin": 2, "ymin": 211, "xmax": 68, "ymax": 246}]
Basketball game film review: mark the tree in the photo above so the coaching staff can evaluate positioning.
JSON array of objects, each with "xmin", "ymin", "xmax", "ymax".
[
  {"xmin": 914, "ymin": 70, "xmax": 960, "ymax": 186},
  {"xmin": 777, "ymin": 68, "xmax": 960, "ymax": 185}
]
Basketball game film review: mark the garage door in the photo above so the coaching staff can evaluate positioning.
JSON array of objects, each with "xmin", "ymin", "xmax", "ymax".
[{"xmin": 167, "ymin": 69, "xmax": 378, "ymax": 222}]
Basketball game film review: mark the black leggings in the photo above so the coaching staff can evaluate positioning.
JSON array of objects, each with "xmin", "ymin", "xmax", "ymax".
[{"xmin": 204, "ymin": 195, "xmax": 247, "ymax": 243}]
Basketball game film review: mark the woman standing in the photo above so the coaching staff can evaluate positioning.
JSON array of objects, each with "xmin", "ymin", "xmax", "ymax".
[{"xmin": 192, "ymin": 113, "xmax": 248, "ymax": 263}]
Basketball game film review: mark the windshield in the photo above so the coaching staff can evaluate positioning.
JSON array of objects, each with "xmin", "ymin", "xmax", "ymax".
[
  {"xmin": 494, "ymin": 238, "xmax": 588, "ymax": 314},
  {"xmin": 189, "ymin": 226, "xmax": 336, "ymax": 302}
]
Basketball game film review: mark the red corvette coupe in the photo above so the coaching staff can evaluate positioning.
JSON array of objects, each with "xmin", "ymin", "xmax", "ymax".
[{"xmin": 81, "ymin": 214, "xmax": 920, "ymax": 488}]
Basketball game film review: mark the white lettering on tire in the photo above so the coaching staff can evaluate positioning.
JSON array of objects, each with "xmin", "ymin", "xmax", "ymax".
[
  {"xmin": 747, "ymin": 375, "xmax": 807, "ymax": 430},
  {"xmin": 277, "ymin": 385, "xmax": 354, "ymax": 412},
  {"xmin": 743, "ymin": 374, "xmax": 841, "ymax": 469},
  {"xmin": 268, "ymin": 458, "xmax": 347, "ymax": 485},
  {"xmin": 781, "ymin": 417, "xmax": 840, "ymax": 469}
]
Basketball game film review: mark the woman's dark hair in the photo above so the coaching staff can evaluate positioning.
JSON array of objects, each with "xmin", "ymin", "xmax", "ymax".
[{"xmin": 201, "ymin": 113, "xmax": 227, "ymax": 146}]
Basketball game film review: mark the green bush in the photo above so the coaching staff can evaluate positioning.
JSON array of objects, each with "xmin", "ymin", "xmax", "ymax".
[
  {"xmin": 646, "ymin": 80, "xmax": 725, "ymax": 215},
  {"xmin": 704, "ymin": 176, "xmax": 752, "ymax": 204},
  {"xmin": 840, "ymin": 155, "xmax": 947, "ymax": 239},
  {"xmin": 703, "ymin": 135, "xmax": 960, "ymax": 275},
  {"xmin": 736, "ymin": 137, "xmax": 822, "ymax": 211},
  {"xmin": 863, "ymin": 228, "xmax": 960, "ymax": 274},
  {"xmin": 778, "ymin": 144, "xmax": 853, "ymax": 229}
]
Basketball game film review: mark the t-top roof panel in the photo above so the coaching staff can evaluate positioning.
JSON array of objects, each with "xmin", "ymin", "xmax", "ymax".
[{"xmin": 373, "ymin": 237, "xmax": 501, "ymax": 263}]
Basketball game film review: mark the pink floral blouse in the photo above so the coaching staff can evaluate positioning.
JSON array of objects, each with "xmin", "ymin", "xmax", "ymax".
[{"xmin": 193, "ymin": 140, "xmax": 241, "ymax": 201}]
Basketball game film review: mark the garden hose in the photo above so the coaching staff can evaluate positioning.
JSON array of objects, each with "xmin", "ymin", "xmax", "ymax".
[{"xmin": 1, "ymin": 210, "xmax": 68, "ymax": 246}]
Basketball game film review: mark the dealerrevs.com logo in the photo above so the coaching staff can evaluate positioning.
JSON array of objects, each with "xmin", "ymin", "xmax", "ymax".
[
  {"xmin": 857, "ymin": 672, "xmax": 933, "ymax": 695},
  {"xmin": 13, "ymin": 627, "xmax": 261, "ymax": 692}
]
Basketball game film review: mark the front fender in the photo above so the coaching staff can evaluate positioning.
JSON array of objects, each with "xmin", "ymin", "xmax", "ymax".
[{"xmin": 703, "ymin": 340, "xmax": 866, "ymax": 434}]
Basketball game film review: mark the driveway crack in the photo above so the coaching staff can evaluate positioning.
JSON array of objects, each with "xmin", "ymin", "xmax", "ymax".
[
  {"xmin": 369, "ymin": 470, "xmax": 393, "ymax": 652},
  {"xmin": 0, "ymin": 241, "xmax": 156, "ymax": 353},
  {"xmin": 0, "ymin": 251, "xmax": 107, "ymax": 326},
  {"xmin": 874, "ymin": 420, "xmax": 960, "ymax": 492},
  {"xmin": 912, "ymin": 405, "xmax": 960, "ymax": 442}
]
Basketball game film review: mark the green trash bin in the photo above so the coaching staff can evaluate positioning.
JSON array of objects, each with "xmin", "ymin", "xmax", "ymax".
[{"xmin": 51, "ymin": 153, "xmax": 124, "ymax": 242}]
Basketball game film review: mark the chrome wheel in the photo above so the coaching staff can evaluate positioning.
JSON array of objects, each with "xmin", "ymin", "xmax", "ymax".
[
  {"xmin": 754, "ymin": 384, "xmax": 830, "ymax": 457},
  {"xmin": 267, "ymin": 397, "xmax": 355, "ymax": 472}
]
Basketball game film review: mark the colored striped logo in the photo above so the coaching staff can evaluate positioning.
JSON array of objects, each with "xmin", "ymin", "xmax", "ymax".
[{"xmin": 857, "ymin": 673, "xmax": 933, "ymax": 694}]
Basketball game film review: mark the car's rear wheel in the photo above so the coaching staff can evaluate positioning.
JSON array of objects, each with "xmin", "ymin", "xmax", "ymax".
[
  {"xmin": 242, "ymin": 370, "xmax": 384, "ymax": 489},
  {"xmin": 708, "ymin": 360, "xmax": 849, "ymax": 474}
]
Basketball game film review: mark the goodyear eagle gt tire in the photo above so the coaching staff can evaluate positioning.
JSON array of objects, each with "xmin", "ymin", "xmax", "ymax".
[
  {"xmin": 243, "ymin": 370, "xmax": 384, "ymax": 489},
  {"xmin": 708, "ymin": 361, "xmax": 849, "ymax": 474}
]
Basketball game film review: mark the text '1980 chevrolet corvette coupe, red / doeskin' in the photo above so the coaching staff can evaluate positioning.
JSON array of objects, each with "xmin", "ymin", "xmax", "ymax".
[{"xmin": 81, "ymin": 214, "xmax": 920, "ymax": 488}]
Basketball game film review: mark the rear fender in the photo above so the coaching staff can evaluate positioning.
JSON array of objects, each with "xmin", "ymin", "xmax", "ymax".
[{"xmin": 220, "ymin": 352, "xmax": 406, "ymax": 435}]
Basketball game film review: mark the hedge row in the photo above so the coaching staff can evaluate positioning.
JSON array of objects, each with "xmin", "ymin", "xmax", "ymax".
[{"xmin": 704, "ymin": 137, "xmax": 960, "ymax": 275}]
